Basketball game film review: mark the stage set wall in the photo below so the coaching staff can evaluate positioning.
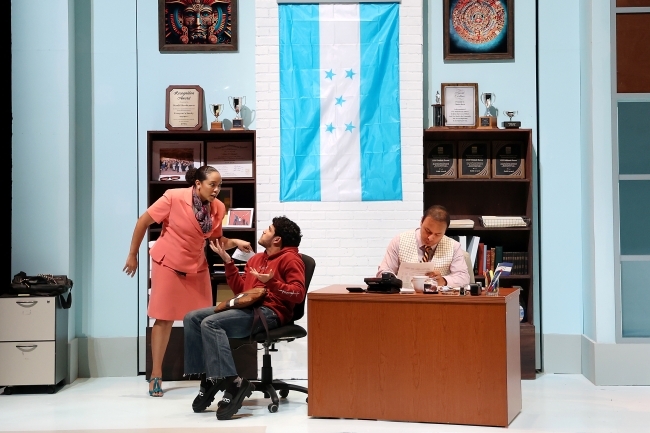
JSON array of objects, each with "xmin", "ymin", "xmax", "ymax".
[{"xmin": 11, "ymin": 0, "xmax": 649, "ymax": 385}]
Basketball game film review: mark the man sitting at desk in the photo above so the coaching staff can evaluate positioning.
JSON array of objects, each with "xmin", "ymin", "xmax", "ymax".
[
  {"xmin": 377, "ymin": 205, "xmax": 470, "ymax": 287},
  {"xmin": 184, "ymin": 216, "xmax": 306, "ymax": 420}
]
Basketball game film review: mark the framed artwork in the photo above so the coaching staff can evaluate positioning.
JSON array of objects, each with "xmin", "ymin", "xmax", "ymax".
[
  {"xmin": 441, "ymin": 83, "xmax": 478, "ymax": 128},
  {"xmin": 151, "ymin": 141, "xmax": 202, "ymax": 181},
  {"xmin": 443, "ymin": 0, "xmax": 514, "ymax": 60},
  {"xmin": 159, "ymin": 0, "xmax": 238, "ymax": 52},
  {"xmin": 224, "ymin": 208, "xmax": 254, "ymax": 228}
]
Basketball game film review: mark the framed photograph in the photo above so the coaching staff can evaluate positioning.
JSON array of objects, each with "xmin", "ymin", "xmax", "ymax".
[
  {"xmin": 217, "ymin": 187, "xmax": 233, "ymax": 226},
  {"xmin": 207, "ymin": 141, "xmax": 254, "ymax": 178},
  {"xmin": 426, "ymin": 141, "xmax": 457, "ymax": 178},
  {"xmin": 441, "ymin": 83, "xmax": 478, "ymax": 128},
  {"xmin": 492, "ymin": 141, "xmax": 525, "ymax": 179},
  {"xmin": 166, "ymin": 85, "xmax": 204, "ymax": 131},
  {"xmin": 224, "ymin": 208, "xmax": 254, "ymax": 228},
  {"xmin": 151, "ymin": 141, "xmax": 202, "ymax": 181},
  {"xmin": 458, "ymin": 141, "xmax": 490, "ymax": 178},
  {"xmin": 443, "ymin": 0, "xmax": 514, "ymax": 61},
  {"xmin": 159, "ymin": 0, "xmax": 238, "ymax": 52}
]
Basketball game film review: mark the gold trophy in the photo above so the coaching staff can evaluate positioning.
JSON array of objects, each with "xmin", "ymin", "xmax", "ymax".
[
  {"xmin": 210, "ymin": 104, "xmax": 223, "ymax": 130},
  {"xmin": 228, "ymin": 96, "xmax": 246, "ymax": 129}
]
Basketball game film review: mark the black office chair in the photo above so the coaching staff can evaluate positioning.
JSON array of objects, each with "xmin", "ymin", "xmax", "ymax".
[{"xmin": 249, "ymin": 253, "xmax": 315, "ymax": 413}]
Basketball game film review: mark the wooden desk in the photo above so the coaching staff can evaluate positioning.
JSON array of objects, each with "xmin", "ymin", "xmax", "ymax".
[{"xmin": 307, "ymin": 285, "xmax": 521, "ymax": 427}]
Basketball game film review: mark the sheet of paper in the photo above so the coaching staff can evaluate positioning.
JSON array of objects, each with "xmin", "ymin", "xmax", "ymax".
[
  {"xmin": 396, "ymin": 262, "xmax": 435, "ymax": 288},
  {"xmin": 232, "ymin": 249, "xmax": 255, "ymax": 262}
]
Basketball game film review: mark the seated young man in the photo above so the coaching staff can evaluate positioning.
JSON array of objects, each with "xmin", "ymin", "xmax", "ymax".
[{"xmin": 183, "ymin": 216, "xmax": 306, "ymax": 420}]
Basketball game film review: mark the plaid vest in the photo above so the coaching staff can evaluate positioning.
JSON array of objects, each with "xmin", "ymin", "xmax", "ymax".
[{"xmin": 398, "ymin": 231, "xmax": 455, "ymax": 275}]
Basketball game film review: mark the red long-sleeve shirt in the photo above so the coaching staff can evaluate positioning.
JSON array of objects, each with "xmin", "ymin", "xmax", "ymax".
[{"xmin": 224, "ymin": 247, "xmax": 306, "ymax": 325}]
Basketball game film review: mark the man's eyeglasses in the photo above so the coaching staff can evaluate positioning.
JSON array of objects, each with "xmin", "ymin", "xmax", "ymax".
[{"xmin": 160, "ymin": 176, "xmax": 181, "ymax": 181}]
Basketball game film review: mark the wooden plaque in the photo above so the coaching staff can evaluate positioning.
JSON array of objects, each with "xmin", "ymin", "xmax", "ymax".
[
  {"xmin": 458, "ymin": 141, "xmax": 490, "ymax": 178},
  {"xmin": 492, "ymin": 142, "xmax": 525, "ymax": 178},
  {"xmin": 426, "ymin": 142, "xmax": 457, "ymax": 178},
  {"xmin": 441, "ymin": 83, "xmax": 479, "ymax": 129},
  {"xmin": 165, "ymin": 85, "xmax": 204, "ymax": 131}
]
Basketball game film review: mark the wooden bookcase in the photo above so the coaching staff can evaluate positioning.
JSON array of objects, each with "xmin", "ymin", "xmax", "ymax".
[
  {"xmin": 145, "ymin": 129, "xmax": 258, "ymax": 381},
  {"xmin": 423, "ymin": 128, "xmax": 536, "ymax": 379}
]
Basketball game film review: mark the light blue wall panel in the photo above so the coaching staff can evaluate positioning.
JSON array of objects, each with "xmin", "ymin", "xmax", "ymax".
[
  {"xmin": 135, "ymin": 0, "xmax": 258, "ymax": 336},
  {"xmin": 11, "ymin": 0, "xmax": 73, "ymax": 276},
  {"xmin": 89, "ymin": 0, "xmax": 139, "ymax": 338},
  {"xmin": 538, "ymin": 0, "xmax": 584, "ymax": 335}
]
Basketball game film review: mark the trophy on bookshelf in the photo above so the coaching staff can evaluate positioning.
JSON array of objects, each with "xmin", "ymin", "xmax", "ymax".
[
  {"xmin": 210, "ymin": 104, "xmax": 223, "ymax": 130},
  {"xmin": 431, "ymin": 90, "xmax": 444, "ymax": 128},
  {"xmin": 503, "ymin": 110, "xmax": 521, "ymax": 129},
  {"xmin": 478, "ymin": 92, "xmax": 498, "ymax": 129},
  {"xmin": 228, "ymin": 96, "xmax": 246, "ymax": 129}
]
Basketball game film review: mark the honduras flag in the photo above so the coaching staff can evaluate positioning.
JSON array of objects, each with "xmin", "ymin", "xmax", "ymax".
[{"xmin": 279, "ymin": 3, "xmax": 402, "ymax": 202}]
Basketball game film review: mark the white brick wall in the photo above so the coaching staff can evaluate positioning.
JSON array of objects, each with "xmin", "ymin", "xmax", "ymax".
[{"xmin": 255, "ymin": 0, "xmax": 424, "ymax": 292}]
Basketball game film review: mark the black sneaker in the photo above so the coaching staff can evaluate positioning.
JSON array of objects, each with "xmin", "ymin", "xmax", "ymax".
[
  {"xmin": 192, "ymin": 374, "xmax": 224, "ymax": 413},
  {"xmin": 216, "ymin": 378, "xmax": 255, "ymax": 420}
]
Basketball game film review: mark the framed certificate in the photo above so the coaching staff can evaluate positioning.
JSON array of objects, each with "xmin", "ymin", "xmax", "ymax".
[
  {"xmin": 426, "ymin": 141, "xmax": 457, "ymax": 178},
  {"xmin": 492, "ymin": 141, "xmax": 525, "ymax": 178},
  {"xmin": 207, "ymin": 141, "xmax": 254, "ymax": 178},
  {"xmin": 224, "ymin": 208, "xmax": 254, "ymax": 229},
  {"xmin": 441, "ymin": 83, "xmax": 478, "ymax": 128},
  {"xmin": 458, "ymin": 141, "xmax": 490, "ymax": 178},
  {"xmin": 165, "ymin": 85, "xmax": 204, "ymax": 131}
]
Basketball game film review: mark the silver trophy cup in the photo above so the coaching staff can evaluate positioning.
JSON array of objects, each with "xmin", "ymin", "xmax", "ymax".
[{"xmin": 228, "ymin": 96, "xmax": 246, "ymax": 128}]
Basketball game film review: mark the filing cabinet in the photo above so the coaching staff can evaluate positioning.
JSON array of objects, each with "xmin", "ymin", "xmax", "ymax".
[{"xmin": 0, "ymin": 296, "xmax": 68, "ymax": 392}]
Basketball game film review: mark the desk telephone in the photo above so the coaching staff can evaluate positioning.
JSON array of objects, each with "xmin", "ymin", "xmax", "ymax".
[{"xmin": 363, "ymin": 272, "xmax": 402, "ymax": 294}]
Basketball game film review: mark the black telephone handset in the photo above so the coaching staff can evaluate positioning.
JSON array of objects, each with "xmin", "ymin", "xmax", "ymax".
[{"xmin": 363, "ymin": 272, "xmax": 402, "ymax": 294}]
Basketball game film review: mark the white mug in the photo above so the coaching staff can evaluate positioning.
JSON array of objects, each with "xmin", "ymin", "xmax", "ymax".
[{"xmin": 411, "ymin": 276, "xmax": 427, "ymax": 292}]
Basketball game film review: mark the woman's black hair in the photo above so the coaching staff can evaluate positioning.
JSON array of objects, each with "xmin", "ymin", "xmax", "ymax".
[
  {"xmin": 185, "ymin": 165, "xmax": 219, "ymax": 185},
  {"xmin": 272, "ymin": 216, "xmax": 302, "ymax": 247}
]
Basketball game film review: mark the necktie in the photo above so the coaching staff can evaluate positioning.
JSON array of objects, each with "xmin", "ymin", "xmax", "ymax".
[{"xmin": 422, "ymin": 246, "xmax": 433, "ymax": 263}]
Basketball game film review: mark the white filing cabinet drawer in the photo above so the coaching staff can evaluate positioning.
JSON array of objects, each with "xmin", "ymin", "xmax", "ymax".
[
  {"xmin": 0, "ymin": 341, "xmax": 56, "ymax": 386},
  {"xmin": 0, "ymin": 297, "xmax": 55, "ymax": 341}
]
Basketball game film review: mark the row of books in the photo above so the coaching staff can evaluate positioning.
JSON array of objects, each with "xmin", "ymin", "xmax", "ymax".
[{"xmin": 473, "ymin": 245, "xmax": 529, "ymax": 276}]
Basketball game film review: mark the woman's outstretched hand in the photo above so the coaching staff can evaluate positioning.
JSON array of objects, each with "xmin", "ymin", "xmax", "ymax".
[{"xmin": 210, "ymin": 239, "xmax": 232, "ymax": 263}]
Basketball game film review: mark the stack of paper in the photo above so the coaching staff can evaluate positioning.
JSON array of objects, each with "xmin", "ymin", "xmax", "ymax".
[
  {"xmin": 449, "ymin": 219, "xmax": 475, "ymax": 229},
  {"xmin": 481, "ymin": 216, "xmax": 527, "ymax": 228}
]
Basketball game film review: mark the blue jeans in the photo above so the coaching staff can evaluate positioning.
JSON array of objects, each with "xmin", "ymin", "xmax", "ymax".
[{"xmin": 183, "ymin": 306, "xmax": 279, "ymax": 379}]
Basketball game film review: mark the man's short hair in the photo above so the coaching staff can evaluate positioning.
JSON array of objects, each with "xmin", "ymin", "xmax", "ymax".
[
  {"xmin": 422, "ymin": 205, "xmax": 450, "ymax": 228},
  {"xmin": 272, "ymin": 216, "xmax": 302, "ymax": 248}
]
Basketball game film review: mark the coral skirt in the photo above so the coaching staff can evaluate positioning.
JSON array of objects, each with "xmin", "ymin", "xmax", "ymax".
[{"xmin": 148, "ymin": 260, "xmax": 213, "ymax": 321}]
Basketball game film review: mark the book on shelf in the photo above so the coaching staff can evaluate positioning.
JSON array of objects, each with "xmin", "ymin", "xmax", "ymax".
[
  {"xmin": 449, "ymin": 219, "xmax": 475, "ymax": 229},
  {"xmin": 477, "ymin": 242, "xmax": 486, "ymax": 275},
  {"xmin": 467, "ymin": 236, "xmax": 480, "ymax": 268}
]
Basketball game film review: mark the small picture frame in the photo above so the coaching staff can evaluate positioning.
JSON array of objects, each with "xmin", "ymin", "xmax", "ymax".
[
  {"xmin": 224, "ymin": 208, "xmax": 254, "ymax": 228},
  {"xmin": 441, "ymin": 83, "xmax": 478, "ymax": 128},
  {"xmin": 151, "ymin": 141, "xmax": 202, "ymax": 181}
]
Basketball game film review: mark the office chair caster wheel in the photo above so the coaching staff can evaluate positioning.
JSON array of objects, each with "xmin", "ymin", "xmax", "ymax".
[
  {"xmin": 3, "ymin": 387, "xmax": 13, "ymax": 395},
  {"xmin": 279, "ymin": 389, "xmax": 289, "ymax": 398},
  {"xmin": 268, "ymin": 403, "xmax": 278, "ymax": 413}
]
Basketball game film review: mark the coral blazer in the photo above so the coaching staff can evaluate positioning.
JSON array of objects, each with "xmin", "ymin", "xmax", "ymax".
[{"xmin": 147, "ymin": 187, "xmax": 226, "ymax": 274}]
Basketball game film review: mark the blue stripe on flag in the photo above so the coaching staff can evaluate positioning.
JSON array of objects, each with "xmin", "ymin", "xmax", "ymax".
[
  {"xmin": 359, "ymin": 3, "xmax": 402, "ymax": 201},
  {"xmin": 279, "ymin": 5, "xmax": 321, "ymax": 202}
]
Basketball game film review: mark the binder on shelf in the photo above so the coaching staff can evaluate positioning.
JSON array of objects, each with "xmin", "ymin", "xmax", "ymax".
[{"xmin": 468, "ymin": 236, "xmax": 480, "ymax": 268}]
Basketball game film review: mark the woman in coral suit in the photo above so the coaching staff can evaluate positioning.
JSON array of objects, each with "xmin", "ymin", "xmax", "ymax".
[{"xmin": 123, "ymin": 165, "xmax": 251, "ymax": 397}]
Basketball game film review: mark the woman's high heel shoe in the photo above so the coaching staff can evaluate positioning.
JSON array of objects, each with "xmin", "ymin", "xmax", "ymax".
[{"xmin": 148, "ymin": 377, "xmax": 163, "ymax": 397}]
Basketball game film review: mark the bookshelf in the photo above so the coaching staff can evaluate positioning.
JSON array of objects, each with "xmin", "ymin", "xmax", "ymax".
[
  {"xmin": 145, "ymin": 129, "xmax": 258, "ymax": 380},
  {"xmin": 423, "ymin": 128, "xmax": 536, "ymax": 379}
]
